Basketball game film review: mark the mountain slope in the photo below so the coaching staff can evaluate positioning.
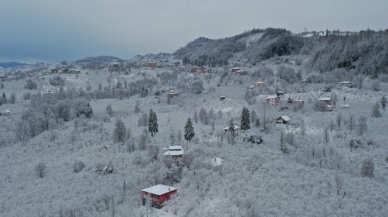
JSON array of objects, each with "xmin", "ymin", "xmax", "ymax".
[{"xmin": 0, "ymin": 62, "xmax": 28, "ymax": 68}]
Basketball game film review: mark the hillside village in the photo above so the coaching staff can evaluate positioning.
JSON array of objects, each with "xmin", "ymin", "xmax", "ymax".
[{"xmin": 0, "ymin": 28, "xmax": 388, "ymax": 217}]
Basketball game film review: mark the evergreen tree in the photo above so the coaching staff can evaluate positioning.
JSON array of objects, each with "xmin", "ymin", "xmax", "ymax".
[
  {"xmin": 372, "ymin": 102, "xmax": 381, "ymax": 117},
  {"xmin": 113, "ymin": 119, "xmax": 126, "ymax": 144},
  {"xmin": 184, "ymin": 118, "xmax": 195, "ymax": 149},
  {"xmin": 255, "ymin": 118, "xmax": 261, "ymax": 127},
  {"xmin": 148, "ymin": 109, "xmax": 158, "ymax": 137},
  {"xmin": 381, "ymin": 95, "xmax": 386, "ymax": 110},
  {"xmin": 2, "ymin": 92, "xmax": 6, "ymax": 104},
  {"xmin": 240, "ymin": 106, "xmax": 250, "ymax": 131},
  {"xmin": 229, "ymin": 119, "xmax": 236, "ymax": 145}
]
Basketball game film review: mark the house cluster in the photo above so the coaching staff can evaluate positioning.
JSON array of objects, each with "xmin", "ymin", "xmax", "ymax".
[{"xmin": 46, "ymin": 68, "xmax": 81, "ymax": 75}]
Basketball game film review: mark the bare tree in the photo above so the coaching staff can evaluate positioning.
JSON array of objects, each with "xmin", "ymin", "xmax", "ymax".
[
  {"xmin": 323, "ymin": 127, "xmax": 329, "ymax": 143},
  {"xmin": 348, "ymin": 114, "xmax": 355, "ymax": 132}
]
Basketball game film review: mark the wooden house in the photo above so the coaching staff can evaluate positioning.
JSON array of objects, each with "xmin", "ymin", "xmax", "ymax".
[
  {"xmin": 145, "ymin": 62, "xmax": 156, "ymax": 68},
  {"xmin": 276, "ymin": 91, "xmax": 284, "ymax": 97},
  {"xmin": 255, "ymin": 82, "xmax": 265, "ymax": 88},
  {"xmin": 276, "ymin": 116, "xmax": 290, "ymax": 124},
  {"xmin": 142, "ymin": 184, "xmax": 178, "ymax": 208},
  {"xmin": 266, "ymin": 96, "xmax": 280, "ymax": 105},
  {"xmin": 168, "ymin": 92, "xmax": 179, "ymax": 98},
  {"xmin": 51, "ymin": 69, "xmax": 58, "ymax": 74}
]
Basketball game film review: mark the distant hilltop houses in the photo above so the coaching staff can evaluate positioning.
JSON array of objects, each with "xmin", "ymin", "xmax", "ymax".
[{"xmin": 301, "ymin": 29, "xmax": 388, "ymax": 38}]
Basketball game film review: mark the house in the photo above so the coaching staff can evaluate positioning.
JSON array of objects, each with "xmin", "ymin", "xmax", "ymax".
[
  {"xmin": 168, "ymin": 92, "xmax": 179, "ymax": 98},
  {"xmin": 0, "ymin": 74, "xmax": 5, "ymax": 79},
  {"xmin": 293, "ymin": 100, "xmax": 305, "ymax": 105},
  {"xmin": 255, "ymin": 82, "xmax": 265, "ymax": 87},
  {"xmin": 112, "ymin": 63, "xmax": 120, "ymax": 68},
  {"xmin": 247, "ymin": 85, "xmax": 255, "ymax": 89},
  {"xmin": 62, "ymin": 68, "xmax": 69, "ymax": 73},
  {"xmin": 239, "ymin": 70, "xmax": 248, "ymax": 75},
  {"xmin": 318, "ymin": 97, "xmax": 331, "ymax": 105},
  {"xmin": 266, "ymin": 96, "xmax": 280, "ymax": 105},
  {"xmin": 220, "ymin": 96, "xmax": 226, "ymax": 100},
  {"xmin": 206, "ymin": 157, "xmax": 224, "ymax": 168},
  {"xmin": 276, "ymin": 116, "xmax": 290, "ymax": 124},
  {"xmin": 163, "ymin": 146, "xmax": 184, "ymax": 158},
  {"xmin": 276, "ymin": 91, "xmax": 284, "ymax": 97},
  {"xmin": 51, "ymin": 69, "xmax": 58, "ymax": 74},
  {"xmin": 340, "ymin": 81, "xmax": 352, "ymax": 88},
  {"xmin": 179, "ymin": 66, "xmax": 185, "ymax": 72},
  {"xmin": 327, "ymin": 105, "xmax": 333, "ymax": 112},
  {"xmin": 98, "ymin": 65, "xmax": 105, "ymax": 70},
  {"xmin": 145, "ymin": 62, "xmax": 156, "ymax": 68},
  {"xmin": 174, "ymin": 62, "xmax": 180, "ymax": 66},
  {"xmin": 231, "ymin": 67, "xmax": 240, "ymax": 73},
  {"xmin": 340, "ymin": 104, "xmax": 349, "ymax": 109},
  {"xmin": 69, "ymin": 70, "xmax": 80, "ymax": 74},
  {"xmin": 223, "ymin": 125, "xmax": 240, "ymax": 135},
  {"xmin": 142, "ymin": 184, "xmax": 178, "ymax": 208}
]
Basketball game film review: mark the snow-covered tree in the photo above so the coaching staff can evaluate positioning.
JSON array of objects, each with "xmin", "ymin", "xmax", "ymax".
[
  {"xmin": 240, "ymin": 106, "xmax": 250, "ymax": 131},
  {"xmin": 360, "ymin": 158, "xmax": 374, "ymax": 178},
  {"xmin": 184, "ymin": 118, "xmax": 195, "ymax": 149},
  {"xmin": 106, "ymin": 104, "xmax": 113, "ymax": 117},
  {"xmin": 148, "ymin": 109, "xmax": 158, "ymax": 137},
  {"xmin": 372, "ymin": 102, "xmax": 381, "ymax": 117},
  {"xmin": 357, "ymin": 115, "xmax": 368, "ymax": 135},
  {"xmin": 113, "ymin": 118, "xmax": 126, "ymax": 144}
]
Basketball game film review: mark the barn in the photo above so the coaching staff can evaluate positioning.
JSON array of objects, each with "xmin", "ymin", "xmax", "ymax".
[{"xmin": 142, "ymin": 184, "xmax": 178, "ymax": 208}]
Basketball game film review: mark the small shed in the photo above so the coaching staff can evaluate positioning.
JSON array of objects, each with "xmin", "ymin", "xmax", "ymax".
[
  {"xmin": 293, "ymin": 100, "xmax": 305, "ymax": 105},
  {"xmin": 168, "ymin": 92, "xmax": 179, "ymax": 98},
  {"xmin": 51, "ymin": 69, "xmax": 58, "ymax": 74},
  {"xmin": 340, "ymin": 81, "xmax": 352, "ymax": 87},
  {"xmin": 340, "ymin": 104, "xmax": 349, "ymax": 109},
  {"xmin": 220, "ymin": 96, "xmax": 226, "ymax": 100},
  {"xmin": 276, "ymin": 116, "xmax": 290, "ymax": 124},
  {"xmin": 142, "ymin": 184, "xmax": 178, "ymax": 208}
]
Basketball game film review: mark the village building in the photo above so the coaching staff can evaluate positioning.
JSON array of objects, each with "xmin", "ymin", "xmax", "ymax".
[
  {"xmin": 318, "ymin": 97, "xmax": 331, "ymax": 105},
  {"xmin": 145, "ymin": 62, "xmax": 156, "ymax": 68},
  {"xmin": 266, "ymin": 96, "xmax": 280, "ymax": 105},
  {"xmin": 142, "ymin": 184, "xmax": 178, "ymax": 208},
  {"xmin": 247, "ymin": 85, "xmax": 255, "ymax": 89},
  {"xmin": 276, "ymin": 91, "xmax": 284, "ymax": 97},
  {"xmin": 340, "ymin": 104, "xmax": 350, "ymax": 109},
  {"xmin": 293, "ymin": 100, "xmax": 305, "ymax": 105},
  {"xmin": 51, "ymin": 69, "xmax": 58, "ymax": 74},
  {"xmin": 220, "ymin": 96, "xmax": 226, "ymax": 100},
  {"xmin": 206, "ymin": 157, "xmax": 224, "ymax": 168},
  {"xmin": 62, "ymin": 68, "xmax": 69, "ymax": 73},
  {"xmin": 179, "ymin": 66, "xmax": 185, "ymax": 72},
  {"xmin": 223, "ymin": 125, "xmax": 240, "ymax": 135},
  {"xmin": 255, "ymin": 81, "xmax": 265, "ymax": 88},
  {"xmin": 340, "ymin": 81, "xmax": 352, "ymax": 88},
  {"xmin": 231, "ymin": 67, "xmax": 240, "ymax": 73},
  {"xmin": 276, "ymin": 116, "xmax": 290, "ymax": 124},
  {"xmin": 163, "ymin": 146, "xmax": 184, "ymax": 158},
  {"xmin": 168, "ymin": 92, "xmax": 179, "ymax": 98},
  {"xmin": 112, "ymin": 63, "xmax": 120, "ymax": 68}
]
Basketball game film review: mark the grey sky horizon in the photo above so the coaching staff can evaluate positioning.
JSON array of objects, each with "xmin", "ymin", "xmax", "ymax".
[{"xmin": 0, "ymin": 0, "xmax": 387, "ymax": 64}]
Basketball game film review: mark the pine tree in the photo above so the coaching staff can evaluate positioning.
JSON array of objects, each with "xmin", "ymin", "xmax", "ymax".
[
  {"xmin": 148, "ymin": 109, "xmax": 158, "ymax": 137},
  {"xmin": 240, "ymin": 106, "xmax": 250, "ymax": 131},
  {"xmin": 229, "ymin": 119, "xmax": 236, "ymax": 145},
  {"xmin": 372, "ymin": 102, "xmax": 381, "ymax": 117},
  {"xmin": 184, "ymin": 118, "xmax": 195, "ymax": 150},
  {"xmin": 113, "ymin": 119, "xmax": 126, "ymax": 144},
  {"xmin": 255, "ymin": 118, "xmax": 260, "ymax": 127},
  {"xmin": 381, "ymin": 95, "xmax": 386, "ymax": 110}
]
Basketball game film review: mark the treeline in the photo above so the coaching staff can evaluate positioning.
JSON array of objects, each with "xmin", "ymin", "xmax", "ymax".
[{"xmin": 305, "ymin": 31, "xmax": 388, "ymax": 76}]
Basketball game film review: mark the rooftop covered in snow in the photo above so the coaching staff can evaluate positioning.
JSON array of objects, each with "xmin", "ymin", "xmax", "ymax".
[{"xmin": 142, "ymin": 184, "xmax": 177, "ymax": 195}]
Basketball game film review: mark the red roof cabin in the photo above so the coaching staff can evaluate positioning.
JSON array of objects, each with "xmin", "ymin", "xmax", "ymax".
[{"xmin": 142, "ymin": 184, "xmax": 178, "ymax": 208}]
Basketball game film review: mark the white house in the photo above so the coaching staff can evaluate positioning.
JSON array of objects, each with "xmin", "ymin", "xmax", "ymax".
[
  {"xmin": 223, "ymin": 125, "xmax": 240, "ymax": 134},
  {"xmin": 163, "ymin": 146, "xmax": 184, "ymax": 158}
]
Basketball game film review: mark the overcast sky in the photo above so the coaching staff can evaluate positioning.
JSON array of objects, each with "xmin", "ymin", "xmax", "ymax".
[{"xmin": 0, "ymin": 0, "xmax": 387, "ymax": 63}]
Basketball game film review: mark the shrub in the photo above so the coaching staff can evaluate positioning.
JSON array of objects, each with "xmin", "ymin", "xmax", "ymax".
[
  {"xmin": 360, "ymin": 158, "xmax": 374, "ymax": 178},
  {"xmin": 74, "ymin": 160, "xmax": 85, "ymax": 173}
]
